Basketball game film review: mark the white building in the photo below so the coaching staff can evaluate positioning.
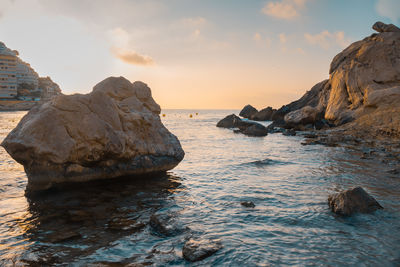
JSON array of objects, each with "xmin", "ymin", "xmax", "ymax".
[
  {"xmin": 0, "ymin": 41, "xmax": 40, "ymax": 99},
  {"xmin": 0, "ymin": 42, "xmax": 18, "ymax": 99}
]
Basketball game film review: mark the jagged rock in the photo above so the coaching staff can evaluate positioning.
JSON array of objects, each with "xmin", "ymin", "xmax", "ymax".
[
  {"xmin": 1, "ymin": 76, "xmax": 184, "ymax": 192},
  {"xmin": 328, "ymin": 187, "xmax": 383, "ymax": 216},
  {"xmin": 251, "ymin": 106, "xmax": 276, "ymax": 121},
  {"xmin": 239, "ymin": 105, "xmax": 258, "ymax": 119},
  {"xmin": 182, "ymin": 237, "xmax": 223, "ymax": 262},
  {"xmin": 273, "ymin": 22, "xmax": 400, "ymax": 139},
  {"xmin": 372, "ymin": 21, "xmax": 400, "ymax": 33},
  {"xmin": 272, "ymin": 80, "xmax": 330, "ymax": 122},
  {"xmin": 284, "ymin": 106, "xmax": 319, "ymax": 127}
]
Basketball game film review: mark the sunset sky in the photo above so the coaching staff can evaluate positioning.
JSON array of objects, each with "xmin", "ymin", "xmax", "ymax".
[{"xmin": 0, "ymin": 0, "xmax": 399, "ymax": 109}]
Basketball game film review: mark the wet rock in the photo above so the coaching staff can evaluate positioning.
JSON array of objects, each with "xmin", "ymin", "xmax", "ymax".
[
  {"xmin": 240, "ymin": 123, "xmax": 268, "ymax": 137},
  {"xmin": 217, "ymin": 114, "xmax": 268, "ymax": 137},
  {"xmin": 47, "ymin": 230, "xmax": 82, "ymax": 243},
  {"xmin": 149, "ymin": 212, "xmax": 186, "ymax": 236},
  {"xmin": 239, "ymin": 105, "xmax": 258, "ymax": 119},
  {"xmin": 107, "ymin": 217, "xmax": 146, "ymax": 232},
  {"xmin": 241, "ymin": 201, "xmax": 255, "ymax": 208},
  {"xmin": 328, "ymin": 187, "xmax": 383, "ymax": 216},
  {"xmin": 282, "ymin": 129, "xmax": 296, "ymax": 136},
  {"xmin": 216, "ymin": 114, "xmax": 242, "ymax": 128},
  {"xmin": 372, "ymin": 21, "xmax": 400, "ymax": 33},
  {"xmin": 182, "ymin": 237, "xmax": 223, "ymax": 262},
  {"xmin": 251, "ymin": 106, "xmax": 276, "ymax": 121},
  {"xmin": 1, "ymin": 76, "xmax": 184, "ymax": 193},
  {"xmin": 67, "ymin": 210, "xmax": 92, "ymax": 222}
]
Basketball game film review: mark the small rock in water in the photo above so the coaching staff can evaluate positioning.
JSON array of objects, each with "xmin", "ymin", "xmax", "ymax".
[
  {"xmin": 328, "ymin": 187, "xmax": 383, "ymax": 216},
  {"xmin": 47, "ymin": 230, "xmax": 82, "ymax": 243},
  {"xmin": 241, "ymin": 201, "xmax": 255, "ymax": 208},
  {"xmin": 182, "ymin": 237, "xmax": 223, "ymax": 262},
  {"xmin": 282, "ymin": 128, "xmax": 296, "ymax": 136}
]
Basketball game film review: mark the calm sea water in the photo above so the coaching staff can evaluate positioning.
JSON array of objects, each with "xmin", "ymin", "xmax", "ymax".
[{"xmin": 0, "ymin": 110, "xmax": 399, "ymax": 266}]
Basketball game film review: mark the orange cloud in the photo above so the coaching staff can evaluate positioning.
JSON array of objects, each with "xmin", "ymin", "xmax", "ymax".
[
  {"xmin": 262, "ymin": 0, "xmax": 308, "ymax": 20},
  {"xmin": 111, "ymin": 47, "xmax": 154, "ymax": 66},
  {"xmin": 304, "ymin": 30, "xmax": 351, "ymax": 50}
]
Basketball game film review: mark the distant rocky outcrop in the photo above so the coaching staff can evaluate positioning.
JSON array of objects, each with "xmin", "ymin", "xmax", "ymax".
[
  {"xmin": 251, "ymin": 106, "xmax": 276, "ymax": 121},
  {"xmin": 328, "ymin": 187, "xmax": 383, "ymax": 216},
  {"xmin": 217, "ymin": 114, "xmax": 268, "ymax": 136},
  {"xmin": 239, "ymin": 104, "xmax": 258, "ymax": 119},
  {"xmin": 1, "ymin": 76, "xmax": 184, "ymax": 193},
  {"xmin": 271, "ymin": 21, "xmax": 400, "ymax": 138}
]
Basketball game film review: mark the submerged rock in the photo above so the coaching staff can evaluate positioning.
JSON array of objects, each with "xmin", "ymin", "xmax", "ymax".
[
  {"xmin": 328, "ymin": 187, "xmax": 383, "ymax": 216},
  {"xmin": 239, "ymin": 105, "xmax": 258, "ymax": 119},
  {"xmin": 241, "ymin": 201, "xmax": 255, "ymax": 208},
  {"xmin": 1, "ymin": 76, "xmax": 184, "ymax": 192},
  {"xmin": 182, "ymin": 237, "xmax": 223, "ymax": 262},
  {"xmin": 149, "ymin": 212, "xmax": 187, "ymax": 236}
]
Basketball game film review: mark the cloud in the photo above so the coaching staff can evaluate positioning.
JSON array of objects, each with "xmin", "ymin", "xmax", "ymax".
[
  {"xmin": 376, "ymin": 0, "xmax": 400, "ymax": 23},
  {"xmin": 262, "ymin": 0, "xmax": 308, "ymax": 20},
  {"xmin": 180, "ymin": 17, "xmax": 207, "ymax": 28},
  {"xmin": 111, "ymin": 47, "xmax": 154, "ymax": 66},
  {"xmin": 304, "ymin": 30, "xmax": 351, "ymax": 50}
]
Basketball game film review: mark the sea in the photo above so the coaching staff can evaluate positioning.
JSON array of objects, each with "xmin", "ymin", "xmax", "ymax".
[{"xmin": 0, "ymin": 110, "xmax": 399, "ymax": 266}]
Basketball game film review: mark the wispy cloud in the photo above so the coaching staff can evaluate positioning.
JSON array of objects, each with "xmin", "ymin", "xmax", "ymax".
[
  {"xmin": 376, "ymin": 0, "xmax": 400, "ymax": 23},
  {"xmin": 304, "ymin": 30, "xmax": 351, "ymax": 50},
  {"xmin": 111, "ymin": 47, "xmax": 154, "ymax": 66},
  {"xmin": 262, "ymin": 0, "xmax": 308, "ymax": 20}
]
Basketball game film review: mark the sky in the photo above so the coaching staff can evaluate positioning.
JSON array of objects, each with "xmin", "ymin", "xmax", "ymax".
[{"xmin": 0, "ymin": 0, "xmax": 399, "ymax": 109}]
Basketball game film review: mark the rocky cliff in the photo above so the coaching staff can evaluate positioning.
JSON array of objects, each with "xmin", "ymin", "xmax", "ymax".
[{"xmin": 276, "ymin": 22, "xmax": 400, "ymax": 139}]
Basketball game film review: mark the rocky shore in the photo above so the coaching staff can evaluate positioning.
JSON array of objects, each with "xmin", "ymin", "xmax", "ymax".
[{"xmin": 219, "ymin": 22, "xmax": 400, "ymax": 146}]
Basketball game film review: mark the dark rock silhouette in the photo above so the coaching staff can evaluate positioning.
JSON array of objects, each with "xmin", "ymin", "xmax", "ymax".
[{"xmin": 239, "ymin": 104, "xmax": 258, "ymax": 118}]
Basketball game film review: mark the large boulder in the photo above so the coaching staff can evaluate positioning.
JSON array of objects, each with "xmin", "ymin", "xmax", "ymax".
[
  {"xmin": 1, "ymin": 76, "xmax": 185, "ymax": 192},
  {"xmin": 251, "ymin": 106, "xmax": 276, "ymax": 121},
  {"xmin": 239, "ymin": 104, "xmax": 258, "ymax": 119},
  {"xmin": 284, "ymin": 106, "xmax": 320, "ymax": 127},
  {"xmin": 328, "ymin": 187, "xmax": 383, "ymax": 216}
]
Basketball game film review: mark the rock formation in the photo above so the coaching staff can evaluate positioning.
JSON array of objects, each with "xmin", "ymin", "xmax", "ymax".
[
  {"xmin": 1, "ymin": 76, "xmax": 184, "ymax": 192},
  {"xmin": 239, "ymin": 104, "xmax": 258, "ymax": 119},
  {"xmin": 251, "ymin": 106, "xmax": 276, "ymax": 121},
  {"xmin": 328, "ymin": 187, "xmax": 383, "ymax": 216},
  {"xmin": 217, "ymin": 114, "xmax": 268, "ymax": 136},
  {"xmin": 272, "ymin": 21, "xmax": 400, "ymax": 138}
]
